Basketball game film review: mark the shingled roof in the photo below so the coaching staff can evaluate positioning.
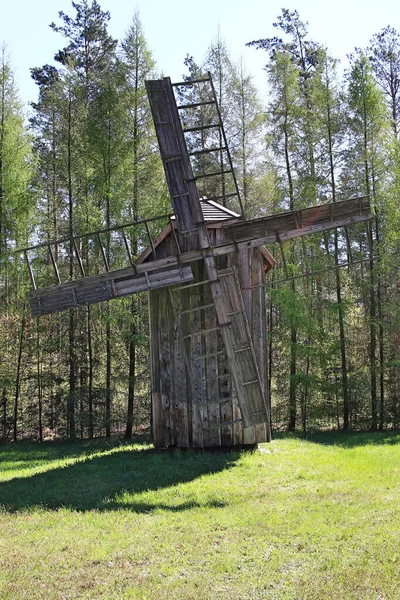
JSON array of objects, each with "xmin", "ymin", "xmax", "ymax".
[
  {"xmin": 137, "ymin": 199, "xmax": 275, "ymax": 272},
  {"xmin": 170, "ymin": 199, "xmax": 240, "ymax": 222}
]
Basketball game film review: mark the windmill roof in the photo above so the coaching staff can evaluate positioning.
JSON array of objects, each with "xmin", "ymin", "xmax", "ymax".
[
  {"xmin": 137, "ymin": 198, "xmax": 275, "ymax": 272},
  {"xmin": 200, "ymin": 199, "xmax": 240, "ymax": 221},
  {"xmin": 170, "ymin": 199, "xmax": 241, "ymax": 222}
]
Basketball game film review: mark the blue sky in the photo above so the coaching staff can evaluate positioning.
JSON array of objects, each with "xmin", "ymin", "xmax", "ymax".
[{"xmin": 2, "ymin": 0, "xmax": 400, "ymax": 107}]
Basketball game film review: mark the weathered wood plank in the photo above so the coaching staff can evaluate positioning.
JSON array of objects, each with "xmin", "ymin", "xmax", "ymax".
[
  {"xmin": 29, "ymin": 265, "xmax": 194, "ymax": 316},
  {"xmin": 159, "ymin": 289, "xmax": 173, "ymax": 447},
  {"xmin": 203, "ymin": 279, "xmax": 221, "ymax": 447},
  {"xmin": 169, "ymin": 287, "xmax": 190, "ymax": 447},
  {"xmin": 238, "ymin": 248, "xmax": 256, "ymax": 445},
  {"xmin": 150, "ymin": 291, "xmax": 164, "ymax": 448},
  {"xmin": 250, "ymin": 248, "xmax": 270, "ymax": 443},
  {"xmin": 146, "ymin": 78, "xmax": 203, "ymax": 249},
  {"xmin": 190, "ymin": 263, "xmax": 205, "ymax": 448},
  {"xmin": 223, "ymin": 196, "xmax": 371, "ymax": 248}
]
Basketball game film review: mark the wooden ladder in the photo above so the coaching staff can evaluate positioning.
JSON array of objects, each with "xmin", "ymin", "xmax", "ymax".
[{"xmin": 173, "ymin": 73, "xmax": 245, "ymax": 218}]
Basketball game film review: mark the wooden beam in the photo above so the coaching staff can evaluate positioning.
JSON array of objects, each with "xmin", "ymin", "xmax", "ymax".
[
  {"xmin": 223, "ymin": 196, "xmax": 371, "ymax": 248},
  {"xmin": 28, "ymin": 265, "xmax": 194, "ymax": 317}
]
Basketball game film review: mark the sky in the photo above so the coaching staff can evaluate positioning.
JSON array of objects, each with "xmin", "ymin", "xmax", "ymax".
[{"xmin": 1, "ymin": 0, "xmax": 400, "ymax": 108}]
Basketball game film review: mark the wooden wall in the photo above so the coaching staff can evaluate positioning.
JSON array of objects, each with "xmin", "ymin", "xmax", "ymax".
[{"xmin": 149, "ymin": 226, "xmax": 270, "ymax": 448}]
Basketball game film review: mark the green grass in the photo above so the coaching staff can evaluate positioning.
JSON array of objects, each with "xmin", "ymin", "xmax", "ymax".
[{"xmin": 1, "ymin": 432, "xmax": 400, "ymax": 599}]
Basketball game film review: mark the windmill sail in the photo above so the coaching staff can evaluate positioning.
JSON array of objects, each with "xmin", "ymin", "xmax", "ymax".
[{"xmin": 146, "ymin": 76, "xmax": 270, "ymax": 428}]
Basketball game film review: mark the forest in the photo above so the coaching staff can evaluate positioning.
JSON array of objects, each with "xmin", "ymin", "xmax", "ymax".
[{"xmin": 1, "ymin": 1, "xmax": 400, "ymax": 442}]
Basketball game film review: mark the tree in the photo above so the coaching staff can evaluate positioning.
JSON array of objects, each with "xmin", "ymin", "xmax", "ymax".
[
  {"xmin": 248, "ymin": 10, "xmax": 326, "ymax": 431},
  {"xmin": 368, "ymin": 26, "xmax": 400, "ymax": 139},
  {"xmin": 0, "ymin": 46, "xmax": 33, "ymax": 440},
  {"xmin": 346, "ymin": 49, "xmax": 389, "ymax": 430},
  {"xmin": 229, "ymin": 58, "xmax": 266, "ymax": 216},
  {"xmin": 119, "ymin": 11, "xmax": 160, "ymax": 438}
]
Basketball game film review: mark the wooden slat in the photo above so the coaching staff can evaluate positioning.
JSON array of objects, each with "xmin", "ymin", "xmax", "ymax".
[
  {"xmin": 171, "ymin": 288, "xmax": 189, "ymax": 448},
  {"xmin": 28, "ymin": 265, "xmax": 194, "ymax": 316},
  {"xmin": 190, "ymin": 262, "xmax": 205, "ymax": 448},
  {"xmin": 203, "ymin": 280, "xmax": 221, "ymax": 447},
  {"xmin": 177, "ymin": 100, "xmax": 215, "ymax": 109},
  {"xmin": 210, "ymin": 267, "xmax": 270, "ymax": 428},
  {"xmin": 223, "ymin": 196, "xmax": 371, "ymax": 248},
  {"xmin": 159, "ymin": 289, "xmax": 173, "ymax": 446},
  {"xmin": 150, "ymin": 290, "xmax": 164, "ymax": 447},
  {"xmin": 146, "ymin": 78, "xmax": 204, "ymax": 248},
  {"xmin": 250, "ymin": 248, "xmax": 270, "ymax": 443}
]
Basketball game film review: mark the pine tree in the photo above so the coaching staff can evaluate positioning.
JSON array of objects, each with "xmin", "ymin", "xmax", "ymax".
[
  {"xmin": 346, "ymin": 49, "xmax": 389, "ymax": 429},
  {"xmin": 368, "ymin": 26, "xmax": 400, "ymax": 139},
  {"xmin": 229, "ymin": 58, "xmax": 266, "ymax": 217},
  {"xmin": 0, "ymin": 46, "xmax": 33, "ymax": 440},
  {"xmin": 119, "ymin": 11, "xmax": 160, "ymax": 438}
]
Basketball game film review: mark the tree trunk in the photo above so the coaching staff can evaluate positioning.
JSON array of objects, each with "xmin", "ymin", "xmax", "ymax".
[
  {"xmin": 36, "ymin": 324, "xmax": 43, "ymax": 442},
  {"xmin": 13, "ymin": 312, "xmax": 25, "ymax": 442},
  {"xmin": 125, "ymin": 299, "xmax": 136, "ymax": 439},
  {"xmin": 88, "ymin": 306, "xmax": 94, "ymax": 439},
  {"xmin": 67, "ymin": 92, "xmax": 76, "ymax": 440}
]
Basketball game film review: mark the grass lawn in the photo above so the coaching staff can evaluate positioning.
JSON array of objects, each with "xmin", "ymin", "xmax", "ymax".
[{"xmin": 0, "ymin": 432, "xmax": 399, "ymax": 599}]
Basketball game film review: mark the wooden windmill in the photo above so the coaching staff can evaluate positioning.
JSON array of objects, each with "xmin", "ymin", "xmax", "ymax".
[{"xmin": 23, "ymin": 74, "xmax": 372, "ymax": 448}]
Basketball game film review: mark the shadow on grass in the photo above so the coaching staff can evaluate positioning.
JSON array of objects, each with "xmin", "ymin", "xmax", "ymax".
[
  {"xmin": 0, "ymin": 441, "xmax": 239, "ymax": 513},
  {"xmin": 273, "ymin": 429, "xmax": 400, "ymax": 447}
]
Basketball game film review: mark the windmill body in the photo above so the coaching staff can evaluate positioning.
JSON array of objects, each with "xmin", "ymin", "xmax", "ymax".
[
  {"xmin": 22, "ymin": 74, "xmax": 373, "ymax": 447},
  {"xmin": 138, "ymin": 199, "xmax": 275, "ymax": 448}
]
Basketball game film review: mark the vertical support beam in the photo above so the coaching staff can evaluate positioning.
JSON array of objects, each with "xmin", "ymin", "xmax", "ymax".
[
  {"xmin": 121, "ymin": 227, "xmax": 137, "ymax": 275},
  {"xmin": 48, "ymin": 245, "xmax": 62, "ymax": 284},
  {"xmin": 73, "ymin": 238, "xmax": 85, "ymax": 278},
  {"xmin": 145, "ymin": 221, "xmax": 157, "ymax": 260},
  {"xmin": 97, "ymin": 233, "xmax": 109, "ymax": 272},
  {"xmin": 24, "ymin": 250, "xmax": 36, "ymax": 290}
]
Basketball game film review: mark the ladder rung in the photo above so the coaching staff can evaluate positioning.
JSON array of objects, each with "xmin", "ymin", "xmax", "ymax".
[
  {"xmin": 195, "ymin": 169, "xmax": 232, "ymax": 179},
  {"xmin": 201, "ymin": 192, "xmax": 238, "ymax": 202},
  {"xmin": 189, "ymin": 146, "xmax": 227, "ymax": 157},
  {"xmin": 178, "ymin": 279, "xmax": 211, "ymax": 290},
  {"xmin": 182, "ymin": 302, "xmax": 215, "ymax": 315},
  {"xmin": 154, "ymin": 120, "xmax": 172, "ymax": 125},
  {"xmin": 242, "ymin": 379, "xmax": 258, "ymax": 387},
  {"xmin": 184, "ymin": 326, "xmax": 220, "ymax": 339},
  {"xmin": 172, "ymin": 77, "xmax": 211, "ymax": 87},
  {"xmin": 226, "ymin": 309, "xmax": 244, "ymax": 316},
  {"xmin": 216, "ymin": 268, "xmax": 234, "ymax": 277},
  {"xmin": 172, "ymin": 192, "xmax": 190, "ymax": 199},
  {"xmin": 178, "ymin": 100, "xmax": 215, "ymax": 110},
  {"xmin": 164, "ymin": 154, "xmax": 182, "ymax": 163},
  {"xmin": 183, "ymin": 123, "xmax": 220, "ymax": 133},
  {"xmin": 233, "ymin": 344, "xmax": 251, "ymax": 353},
  {"xmin": 201, "ymin": 373, "xmax": 231, "ymax": 384}
]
